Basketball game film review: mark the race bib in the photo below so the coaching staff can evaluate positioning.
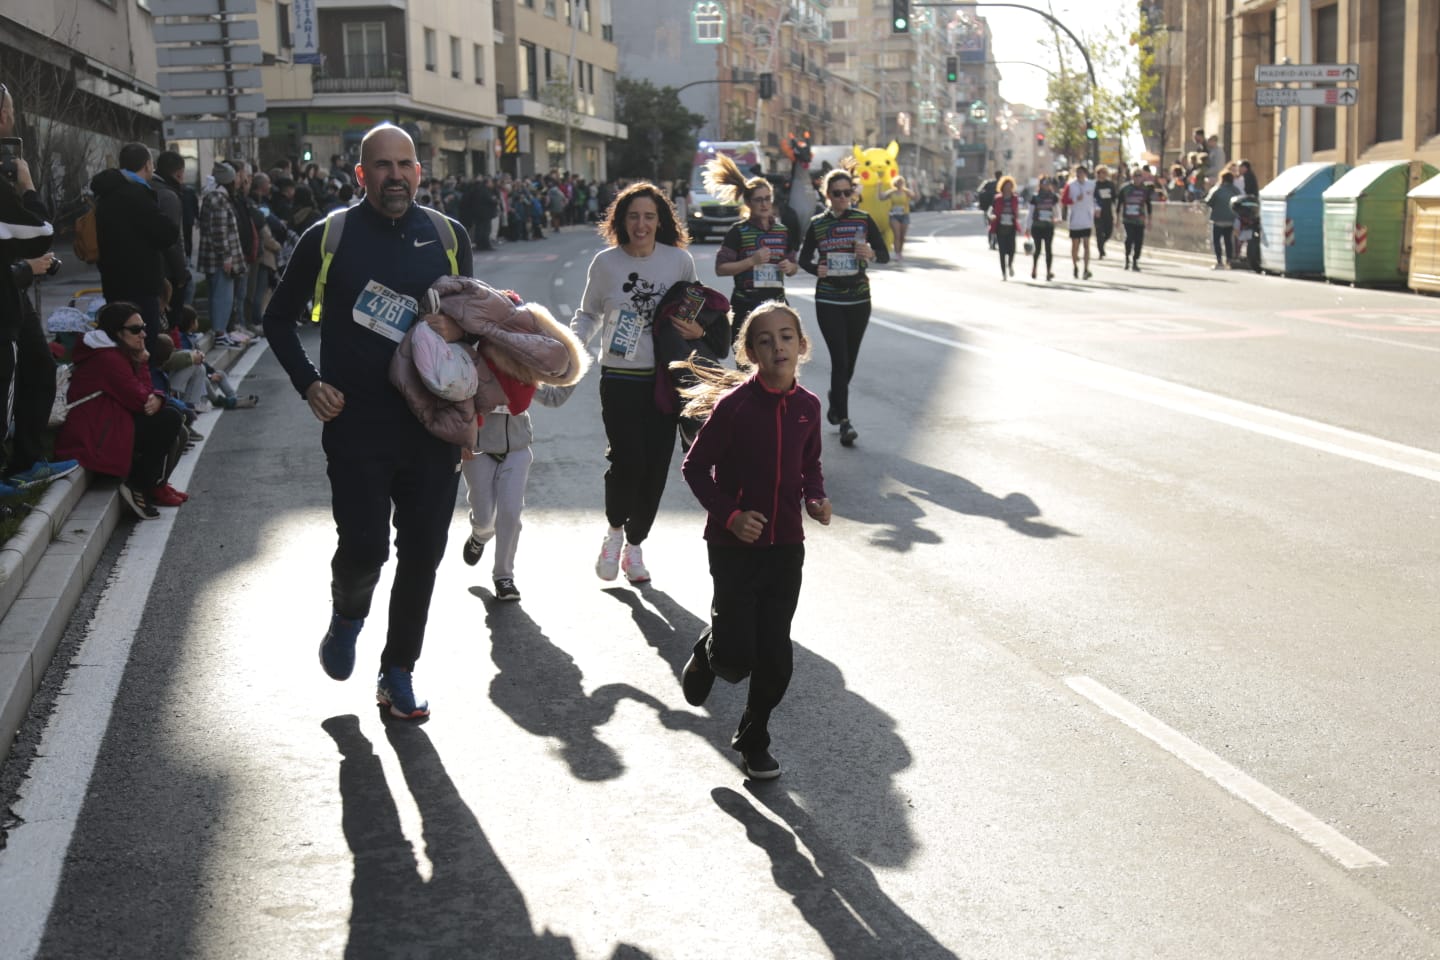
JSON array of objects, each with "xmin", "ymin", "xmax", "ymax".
[
  {"xmin": 352, "ymin": 280, "xmax": 418, "ymax": 343},
  {"xmin": 1125, "ymin": 200, "xmax": 1143, "ymax": 218},
  {"xmin": 826, "ymin": 252, "xmax": 859, "ymax": 277},
  {"xmin": 608, "ymin": 307, "xmax": 644, "ymax": 361},
  {"xmin": 753, "ymin": 263, "xmax": 783, "ymax": 288},
  {"xmin": 1038, "ymin": 208, "xmax": 1054, "ymax": 222},
  {"xmin": 1000, "ymin": 213, "xmax": 1014, "ymax": 227}
]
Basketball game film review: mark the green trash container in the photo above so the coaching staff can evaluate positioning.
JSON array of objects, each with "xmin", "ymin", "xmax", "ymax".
[{"xmin": 1322, "ymin": 160, "xmax": 1438, "ymax": 286}]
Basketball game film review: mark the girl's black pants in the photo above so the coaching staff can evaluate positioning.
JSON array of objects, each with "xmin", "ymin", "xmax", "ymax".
[{"xmin": 696, "ymin": 542, "xmax": 804, "ymax": 754}]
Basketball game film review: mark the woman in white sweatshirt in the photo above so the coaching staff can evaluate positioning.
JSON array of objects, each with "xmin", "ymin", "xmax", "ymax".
[{"xmin": 570, "ymin": 181, "xmax": 699, "ymax": 585}]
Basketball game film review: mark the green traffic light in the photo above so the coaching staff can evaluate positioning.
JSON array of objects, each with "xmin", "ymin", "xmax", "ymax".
[{"xmin": 894, "ymin": 16, "xmax": 908, "ymax": 29}]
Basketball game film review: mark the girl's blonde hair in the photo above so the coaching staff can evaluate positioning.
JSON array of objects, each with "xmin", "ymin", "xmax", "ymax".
[
  {"xmin": 670, "ymin": 301, "xmax": 810, "ymax": 420},
  {"xmin": 702, "ymin": 152, "xmax": 769, "ymax": 218},
  {"xmin": 997, "ymin": 175, "xmax": 1016, "ymax": 192}
]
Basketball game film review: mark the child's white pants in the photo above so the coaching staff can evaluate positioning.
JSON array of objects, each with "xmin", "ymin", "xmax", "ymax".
[{"xmin": 460, "ymin": 446, "xmax": 533, "ymax": 580}]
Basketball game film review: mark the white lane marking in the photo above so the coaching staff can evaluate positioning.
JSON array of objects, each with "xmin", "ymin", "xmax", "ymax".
[
  {"xmin": 558, "ymin": 303, "xmax": 572, "ymax": 319},
  {"xmin": 1346, "ymin": 333, "xmax": 1440, "ymax": 354},
  {"xmin": 0, "ymin": 345, "xmax": 267, "ymax": 960},
  {"xmin": 1066, "ymin": 676, "xmax": 1387, "ymax": 870},
  {"xmin": 563, "ymin": 260, "xmax": 574, "ymax": 269},
  {"xmin": 553, "ymin": 276, "xmax": 564, "ymax": 287},
  {"xmin": 868, "ymin": 316, "xmax": 1440, "ymax": 485}
]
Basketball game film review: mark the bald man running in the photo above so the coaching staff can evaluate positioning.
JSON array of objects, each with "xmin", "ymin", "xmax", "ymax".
[{"xmin": 264, "ymin": 123, "xmax": 474, "ymax": 720}]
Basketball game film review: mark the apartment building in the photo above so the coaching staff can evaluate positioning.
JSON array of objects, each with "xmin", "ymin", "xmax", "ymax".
[
  {"xmin": 262, "ymin": 0, "xmax": 505, "ymax": 179},
  {"xmin": 825, "ymin": 0, "xmax": 974, "ymax": 195},
  {"xmin": 491, "ymin": 0, "xmax": 626, "ymax": 180},
  {"xmin": 1145, "ymin": 0, "xmax": 1440, "ymax": 185},
  {"xmin": 0, "ymin": 2, "xmax": 161, "ymax": 204},
  {"xmin": 612, "ymin": 0, "xmax": 840, "ymax": 175}
]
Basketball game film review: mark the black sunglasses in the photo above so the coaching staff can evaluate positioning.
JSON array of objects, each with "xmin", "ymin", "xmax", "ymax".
[
  {"xmin": 829, "ymin": 188, "xmax": 854, "ymax": 198},
  {"xmin": 122, "ymin": 324, "xmax": 146, "ymax": 334}
]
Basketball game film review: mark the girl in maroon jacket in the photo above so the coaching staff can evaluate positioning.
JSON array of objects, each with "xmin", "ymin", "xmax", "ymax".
[
  {"xmin": 54, "ymin": 301, "xmax": 187, "ymax": 519},
  {"xmin": 674, "ymin": 301, "xmax": 831, "ymax": 780}
]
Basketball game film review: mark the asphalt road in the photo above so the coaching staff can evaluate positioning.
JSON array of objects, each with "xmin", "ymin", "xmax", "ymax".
[{"xmin": 1, "ymin": 212, "xmax": 1437, "ymax": 959}]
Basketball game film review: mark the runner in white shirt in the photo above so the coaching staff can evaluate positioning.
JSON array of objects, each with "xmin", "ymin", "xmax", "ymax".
[{"xmin": 1062, "ymin": 166, "xmax": 1097, "ymax": 280}]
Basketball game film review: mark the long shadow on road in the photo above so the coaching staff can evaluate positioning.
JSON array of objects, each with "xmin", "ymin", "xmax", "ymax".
[
  {"xmin": 324, "ymin": 715, "xmax": 653, "ymax": 960},
  {"xmin": 600, "ymin": 586, "xmax": 958, "ymax": 958}
]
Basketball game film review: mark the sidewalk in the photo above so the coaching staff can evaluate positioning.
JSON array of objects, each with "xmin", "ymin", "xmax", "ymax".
[{"xmin": 0, "ymin": 242, "xmax": 254, "ymax": 765}]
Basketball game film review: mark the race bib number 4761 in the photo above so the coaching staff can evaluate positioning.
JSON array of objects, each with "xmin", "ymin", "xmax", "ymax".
[{"xmin": 352, "ymin": 280, "xmax": 419, "ymax": 342}]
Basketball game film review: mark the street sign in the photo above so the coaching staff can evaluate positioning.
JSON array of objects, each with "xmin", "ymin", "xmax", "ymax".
[
  {"xmin": 161, "ymin": 92, "xmax": 266, "ymax": 115},
  {"xmin": 157, "ymin": 68, "xmax": 263, "ymax": 92},
  {"xmin": 163, "ymin": 117, "xmax": 269, "ymax": 140},
  {"xmin": 150, "ymin": 0, "xmax": 256, "ymax": 14},
  {"xmin": 1256, "ymin": 87, "xmax": 1358, "ymax": 107},
  {"xmin": 158, "ymin": 44, "xmax": 262, "ymax": 67},
  {"xmin": 1254, "ymin": 63, "xmax": 1359, "ymax": 83},
  {"xmin": 154, "ymin": 21, "xmax": 260, "ymax": 44}
]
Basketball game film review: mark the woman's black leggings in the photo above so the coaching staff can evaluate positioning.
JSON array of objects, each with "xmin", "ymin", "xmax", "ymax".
[
  {"xmin": 1031, "ymin": 228, "xmax": 1054, "ymax": 271},
  {"xmin": 997, "ymin": 228, "xmax": 1016, "ymax": 273},
  {"xmin": 1124, "ymin": 222, "xmax": 1146, "ymax": 263},
  {"xmin": 128, "ymin": 406, "xmax": 184, "ymax": 489},
  {"xmin": 815, "ymin": 300, "xmax": 871, "ymax": 423}
]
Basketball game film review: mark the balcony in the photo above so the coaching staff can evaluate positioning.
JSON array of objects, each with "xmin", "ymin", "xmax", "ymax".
[{"xmin": 314, "ymin": 74, "xmax": 407, "ymax": 93}]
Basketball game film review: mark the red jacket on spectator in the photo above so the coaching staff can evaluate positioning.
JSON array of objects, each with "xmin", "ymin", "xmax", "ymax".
[{"xmin": 54, "ymin": 332, "xmax": 158, "ymax": 478}]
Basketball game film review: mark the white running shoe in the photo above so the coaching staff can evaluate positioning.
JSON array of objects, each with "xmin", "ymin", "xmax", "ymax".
[
  {"xmin": 621, "ymin": 543, "xmax": 650, "ymax": 583},
  {"xmin": 595, "ymin": 528, "xmax": 624, "ymax": 580}
]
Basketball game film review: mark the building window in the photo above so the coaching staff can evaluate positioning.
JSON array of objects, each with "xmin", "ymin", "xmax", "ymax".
[
  {"xmin": 587, "ymin": 62, "xmax": 595, "ymax": 93},
  {"xmin": 424, "ymin": 28, "xmax": 437, "ymax": 72},
  {"xmin": 276, "ymin": 3, "xmax": 292, "ymax": 48},
  {"xmin": 521, "ymin": 41, "xmax": 538, "ymax": 98},
  {"xmin": 1313, "ymin": 5, "xmax": 1337, "ymax": 151},
  {"xmin": 1375, "ymin": 0, "xmax": 1404, "ymax": 143},
  {"xmin": 344, "ymin": 22, "xmax": 387, "ymax": 77},
  {"xmin": 544, "ymin": 47, "xmax": 554, "ymax": 80},
  {"xmin": 694, "ymin": 1, "xmax": 724, "ymax": 42},
  {"xmin": 827, "ymin": 51, "xmax": 847, "ymax": 65},
  {"xmin": 545, "ymin": 0, "xmax": 557, "ymax": 17},
  {"xmin": 831, "ymin": 20, "xmax": 846, "ymax": 39},
  {"xmin": 474, "ymin": 44, "xmax": 485, "ymax": 85},
  {"xmin": 450, "ymin": 36, "xmax": 462, "ymax": 78},
  {"xmin": 581, "ymin": 0, "xmax": 591, "ymax": 32},
  {"xmin": 601, "ymin": 0, "xmax": 613, "ymax": 40}
]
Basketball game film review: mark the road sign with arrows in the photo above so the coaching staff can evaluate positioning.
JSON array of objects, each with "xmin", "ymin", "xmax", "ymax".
[
  {"xmin": 1254, "ymin": 63, "xmax": 1359, "ymax": 83},
  {"xmin": 1256, "ymin": 87, "xmax": 1358, "ymax": 108}
]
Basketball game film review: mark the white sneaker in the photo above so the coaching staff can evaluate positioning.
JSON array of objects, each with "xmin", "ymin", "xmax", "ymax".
[
  {"xmin": 621, "ymin": 543, "xmax": 650, "ymax": 583},
  {"xmin": 595, "ymin": 528, "xmax": 624, "ymax": 580}
]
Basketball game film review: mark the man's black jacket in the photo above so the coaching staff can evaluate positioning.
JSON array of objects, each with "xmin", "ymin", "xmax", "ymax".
[{"xmin": 90, "ymin": 168, "xmax": 178, "ymax": 300}]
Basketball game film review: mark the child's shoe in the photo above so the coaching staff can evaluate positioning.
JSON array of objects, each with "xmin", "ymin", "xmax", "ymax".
[
  {"xmin": 319, "ymin": 612, "xmax": 364, "ymax": 680},
  {"xmin": 376, "ymin": 667, "xmax": 429, "ymax": 719},
  {"xmin": 493, "ymin": 577, "xmax": 521, "ymax": 601},
  {"xmin": 462, "ymin": 534, "xmax": 486, "ymax": 566},
  {"xmin": 149, "ymin": 484, "xmax": 186, "ymax": 507},
  {"xmin": 742, "ymin": 748, "xmax": 781, "ymax": 780}
]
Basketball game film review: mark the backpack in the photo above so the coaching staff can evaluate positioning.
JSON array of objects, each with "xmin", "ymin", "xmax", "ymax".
[
  {"xmin": 73, "ymin": 205, "xmax": 100, "ymax": 264},
  {"xmin": 310, "ymin": 205, "xmax": 459, "ymax": 323}
]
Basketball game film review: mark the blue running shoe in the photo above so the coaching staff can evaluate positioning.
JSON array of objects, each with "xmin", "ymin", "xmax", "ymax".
[
  {"xmin": 319, "ymin": 613, "xmax": 363, "ymax": 680},
  {"xmin": 376, "ymin": 667, "xmax": 430, "ymax": 719},
  {"xmin": 10, "ymin": 459, "xmax": 80, "ymax": 489}
]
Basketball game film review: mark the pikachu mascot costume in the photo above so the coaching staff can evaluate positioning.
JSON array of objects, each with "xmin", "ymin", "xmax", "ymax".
[{"xmin": 850, "ymin": 141, "xmax": 899, "ymax": 254}]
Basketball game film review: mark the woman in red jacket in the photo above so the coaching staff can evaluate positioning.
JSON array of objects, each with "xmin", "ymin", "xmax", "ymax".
[
  {"xmin": 55, "ymin": 301, "xmax": 187, "ymax": 519},
  {"xmin": 989, "ymin": 176, "xmax": 1022, "ymax": 280}
]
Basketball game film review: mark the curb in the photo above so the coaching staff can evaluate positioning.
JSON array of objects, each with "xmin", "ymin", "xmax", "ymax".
[{"xmin": 0, "ymin": 337, "xmax": 253, "ymax": 766}]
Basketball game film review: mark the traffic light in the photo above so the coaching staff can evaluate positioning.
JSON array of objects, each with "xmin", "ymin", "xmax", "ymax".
[
  {"xmin": 891, "ymin": 0, "xmax": 909, "ymax": 33},
  {"xmin": 758, "ymin": 73, "xmax": 774, "ymax": 100},
  {"xmin": 946, "ymin": 57, "xmax": 958, "ymax": 83},
  {"xmin": 1085, "ymin": 120, "xmax": 1098, "ymax": 140},
  {"xmin": 302, "ymin": 143, "xmax": 313, "ymax": 162},
  {"xmin": 1035, "ymin": 132, "xmax": 1045, "ymax": 147}
]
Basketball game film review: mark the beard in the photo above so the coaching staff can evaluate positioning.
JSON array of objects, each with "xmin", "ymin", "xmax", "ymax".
[{"xmin": 376, "ymin": 180, "xmax": 412, "ymax": 215}]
